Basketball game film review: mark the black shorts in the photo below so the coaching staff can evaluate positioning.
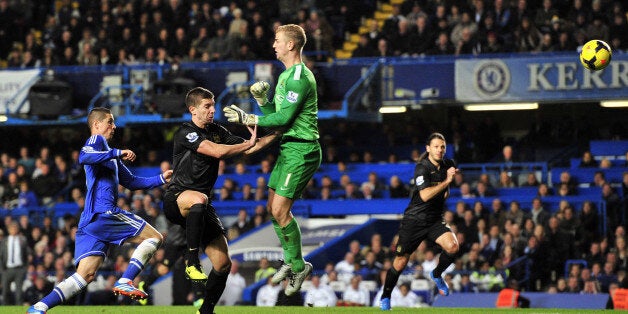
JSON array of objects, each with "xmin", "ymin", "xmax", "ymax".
[
  {"xmin": 395, "ymin": 216, "xmax": 451, "ymax": 256},
  {"xmin": 163, "ymin": 190, "xmax": 227, "ymax": 245}
]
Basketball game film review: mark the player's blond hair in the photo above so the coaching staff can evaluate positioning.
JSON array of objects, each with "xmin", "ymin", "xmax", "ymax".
[{"xmin": 277, "ymin": 24, "xmax": 306, "ymax": 52}]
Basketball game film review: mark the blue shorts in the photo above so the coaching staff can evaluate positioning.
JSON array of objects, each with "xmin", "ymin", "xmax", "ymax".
[{"xmin": 74, "ymin": 209, "xmax": 146, "ymax": 266}]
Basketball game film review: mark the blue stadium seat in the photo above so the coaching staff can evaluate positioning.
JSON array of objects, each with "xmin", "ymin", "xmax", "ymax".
[
  {"xmin": 589, "ymin": 140, "xmax": 628, "ymax": 157},
  {"xmin": 51, "ymin": 202, "xmax": 80, "ymax": 219}
]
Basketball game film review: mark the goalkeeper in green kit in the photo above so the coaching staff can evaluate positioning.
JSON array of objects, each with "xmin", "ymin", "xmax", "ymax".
[{"xmin": 223, "ymin": 24, "xmax": 321, "ymax": 296}]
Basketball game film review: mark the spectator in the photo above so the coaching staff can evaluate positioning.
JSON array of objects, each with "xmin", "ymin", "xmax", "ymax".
[
  {"xmin": 515, "ymin": 16, "xmax": 543, "ymax": 52},
  {"xmin": 231, "ymin": 208, "xmax": 253, "ymax": 238},
  {"xmin": 207, "ymin": 27, "xmax": 230, "ymax": 61},
  {"xmin": 451, "ymin": 11, "xmax": 478, "ymax": 47},
  {"xmin": 498, "ymin": 171, "xmax": 516, "ymax": 188},
  {"xmin": 475, "ymin": 181, "xmax": 492, "ymax": 197},
  {"xmin": 530, "ymin": 197, "xmax": 550, "ymax": 227},
  {"xmin": 593, "ymin": 171, "xmax": 607, "ymax": 187},
  {"xmin": 348, "ymin": 240, "xmax": 365, "ymax": 265},
  {"xmin": 17, "ymin": 146, "xmax": 35, "ymax": 175},
  {"xmin": 341, "ymin": 182, "xmax": 362, "ymax": 200},
  {"xmin": 505, "ymin": 201, "xmax": 525, "ymax": 228},
  {"xmin": 579, "ymin": 151, "xmax": 598, "ymax": 168},
  {"xmin": 388, "ymin": 175, "xmax": 409, "ymax": 198},
  {"xmin": 391, "ymin": 282, "xmax": 420, "ymax": 307},
  {"xmin": 24, "ymin": 275, "xmax": 54, "ymax": 306},
  {"xmin": 546, "ymin": 216, "xmax": 576, "ymax": 280},
  {"xmin": 602, "ymin": 183, "xmax": 622, "ymax": 233},
  {"xmin": 352, "ymin": 34, "xmax": 375, "ymax": 57},
  {"xmin": 1, "ymin": 222, "xmax": 30, "ymax": 305},
  {"xmin": 335, "ymin": 252, "xmax": 356, "ymax": 283},
  {"xmin": 489, "ymin": 198, "xmax": 507, "ymax": 230},
  {"xmin": 460, "ymin": 182, "xmax": 476, "ymax": 198},
  {"xmin": 360, "ymin": 182, "xmax": 376, "ymax": 200},
  {"xmin": 255, "ymin": 257, "xmax": 276, "ymax": 283},
  {"xmin": 557, "ymin": 183, "xmax": 572, "ymax": 197},
  {"xmin": 358, "ymin": 251, "xmax": 383, "ymax": 281},
  {"xmin": 597, "ymin": 261, "xmax": 618, "ymax": 293},
  {"xmin": 2, "ymin": 172, "xmax": 20, "ymax": 208},
  {"xmin": 361, "ymin": 233, "xmax": 390, "ymax": 265},
  {"xmin": 599, "ymin": 158, "xmax": 612, "ymax": 169},
  {"xmin": 340, "ymin": 275, "xmax": 370, "ymax": 306},
  {"xmin": 304, "ymin": 275, "xmax": 337, "ymax": 307},
  {"xmin": 501, "ymin": 145, "xmax": 514, "ymax": 169},
  {"xmin": 521, "ymin": 172, "xmax": 540, "ymax": 187},
  {"xmin": 31, "ymin": 164, "xmax": 59, "ymax": 205},
  {"xmin": 366, "ymin": 172, "xmax": 385, "ymax": 197},
  {"xmin": 565, "ymin": 276, "xmax": 581, "ymax": 293},
  {"xmin": 256, "ymin": 276, "xmax": 281, "ymax": 306},
  {"xmin": 144, "ymin": 202, "xmax": 168, "ymax": 236},
  {"xmin": 559, "ymin": 171, "xmax": 578, "ymax": 195},
  {"xmin": 582, "ymin": 279, "xmax": 600, "ymax": 294},
  {"xmin": 218, "ymin": 260, "xmax": 246, "ymax": 306},
  {"xmin": 241, "ymin": 183, "xmax": 254, "ymax": 201}
]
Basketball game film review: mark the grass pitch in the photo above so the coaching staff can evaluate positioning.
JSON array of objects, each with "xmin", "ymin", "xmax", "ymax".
[{"xmin": 5, "ymin": 306, "xmax": 608, "ymax": 313}]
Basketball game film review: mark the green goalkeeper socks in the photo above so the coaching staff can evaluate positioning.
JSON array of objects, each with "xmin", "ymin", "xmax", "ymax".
[
  {"xmin": 271, "ymin": 218, "xmax": 290, "ymax": 263},
  {"xmin": 282, "ymin": 218, "xmax": 305, "ymax": 272}
]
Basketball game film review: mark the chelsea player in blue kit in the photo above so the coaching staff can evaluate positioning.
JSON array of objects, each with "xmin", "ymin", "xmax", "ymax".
[{"xmin": 28, "ymin": 107, "xmax": 172, "ymax": 313}]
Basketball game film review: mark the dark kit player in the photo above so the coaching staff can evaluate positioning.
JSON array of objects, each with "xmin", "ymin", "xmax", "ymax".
[
  {"xmin": 380, "ymin": 132, "xmax": 460, "ymax": 310},
  {"xmin": 163, "ymin": 87, "xmax": 279, "ymax": 314}
]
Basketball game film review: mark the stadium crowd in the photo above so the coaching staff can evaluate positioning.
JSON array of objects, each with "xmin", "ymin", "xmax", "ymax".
[
  {"xmin": 0, "ymin": 0, "xmax": 627, "ymax": 68},
  {"xmin": 0, "ymin": 119, "xmax": 626, "ymax": 306},
  {"xmin": 0, "ymin": 0, "xmax": 627, "ymax": 308}
]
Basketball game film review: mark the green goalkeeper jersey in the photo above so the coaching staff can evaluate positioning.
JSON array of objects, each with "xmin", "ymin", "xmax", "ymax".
[{"xmin": 257, "ymin": 62, "xmax": 319, "ymax": 141}]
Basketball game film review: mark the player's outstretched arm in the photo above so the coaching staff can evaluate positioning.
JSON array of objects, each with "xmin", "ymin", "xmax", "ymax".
[
  {"xmin": 197, "ymin": 127, "xmax": 257, "ymax": 159},
  {"xmin": 118, "ymin": 161, "xmax": 168, "ymax": 190},
  {"xmin": 244, "ymin": 129, "xmax": 282, "ymax": 155}
]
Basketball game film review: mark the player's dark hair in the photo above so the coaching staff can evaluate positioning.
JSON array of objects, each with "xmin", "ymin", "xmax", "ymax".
[
  {"xmin": 185, "ymin": 87, "xmax": 214, "ymax": 108},
  {"xmin": 87, "ymin": 107, "xmax": 111, "ymax": 129},
  {"xmin": 417, "ymin": 132, "xmax": 446, "ymax": 162},
  {"xmin": 277, "ymin": 24, "xmax": 306, "ymax": 51}
]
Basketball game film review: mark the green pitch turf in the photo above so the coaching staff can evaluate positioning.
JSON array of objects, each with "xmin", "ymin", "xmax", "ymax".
[{"xmin": 5, "ymin": 306, "xmax": 608, "ymax": 313}]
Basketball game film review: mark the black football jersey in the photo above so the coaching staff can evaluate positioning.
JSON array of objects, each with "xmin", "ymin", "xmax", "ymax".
[
  {"xmin": 167, "ymin": 122, "xmax": 245, "ymax": 194},
  {"xmin": 404, "ymin": 158, "xmax": 456, "ymax": 223}
]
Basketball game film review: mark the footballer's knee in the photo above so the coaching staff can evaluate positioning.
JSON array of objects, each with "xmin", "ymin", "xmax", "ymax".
[
  {"xmin": 270, "ymin": 207, "xmax": 290, "ymax": 224},
  {"xmin": 443, "ymin": 241, "xmax": 459, "ymax": 255},
  {"xmin": 393, "ymin": 255, "xmax": 409, "ymax": 271},
  {"xmin": 196, "ymin": 194, "xmax": 209, "ymax": 204},
  {"xmin": 149, "ymin": 234, "xmax": 163, "ymax": 247},
  {"xmin": 218, "ymin": 260, "xmax": 232, "ymax": 273}
]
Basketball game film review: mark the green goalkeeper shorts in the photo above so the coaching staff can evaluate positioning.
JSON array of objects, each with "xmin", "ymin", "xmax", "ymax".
[{"xmin": 269, "ymin": 139, "xmax": 321, "ymax": 199}]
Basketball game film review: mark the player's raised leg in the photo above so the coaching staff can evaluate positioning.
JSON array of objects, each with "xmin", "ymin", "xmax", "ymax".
[{"xmin": 113, "ymin": 221, "xmax": 163, "ymax": 300}]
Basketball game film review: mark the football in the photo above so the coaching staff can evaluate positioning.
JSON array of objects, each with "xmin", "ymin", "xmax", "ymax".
[{"xmin": 580, "ymin": 39, "xmax": 612, "ymax": 71}]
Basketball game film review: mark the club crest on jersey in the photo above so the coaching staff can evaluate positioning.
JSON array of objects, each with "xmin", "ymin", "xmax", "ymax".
[
  {"xmin": 186, "ymin": 132, "xmax": 199, "ymax": 143},
  {"xmin": 286, "ymin": 91, "xmax": 298, "ymax": 103},
  {"xmin": 212, "ymin": 134, "xmax": 221, "ymax": 143},
  {"xmin": 415, "ymin": 175, "xmax": 424, "ymax": 186}
]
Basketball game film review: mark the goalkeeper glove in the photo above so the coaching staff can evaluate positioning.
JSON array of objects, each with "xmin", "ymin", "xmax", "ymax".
[
  {"xmin": 223, "ymin": 105, "xmax": 258, "ymax": 125},
  {"xmin": 250, "ymin": 81, "xmax": 270, "ymax": 105}
]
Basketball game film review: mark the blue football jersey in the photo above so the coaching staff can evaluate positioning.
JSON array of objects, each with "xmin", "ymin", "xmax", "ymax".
[{"xmin": 78, "ymin": 134, "xmax": 165, "ymax": 228}]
